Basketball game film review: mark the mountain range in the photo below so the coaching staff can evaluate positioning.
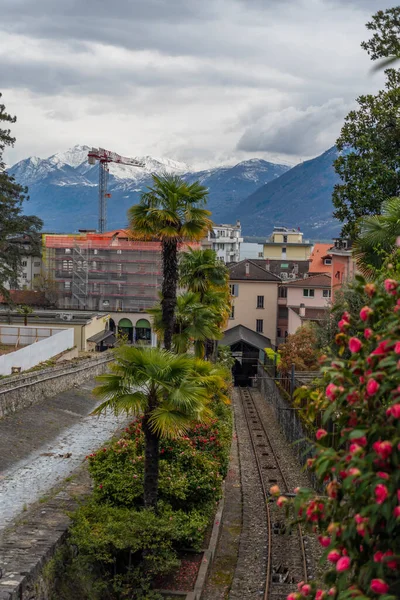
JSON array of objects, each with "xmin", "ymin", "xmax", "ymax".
[{"xmin": 8, "ymin": 144, "xmax": 343, "ymax": 239}]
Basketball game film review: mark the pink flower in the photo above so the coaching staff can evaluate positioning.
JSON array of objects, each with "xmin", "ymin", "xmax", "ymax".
[
  {"xmin": 338, "ymin": 319, "xmax": 350, "ymax": 332},
  {"xmin": 349, "ymin": 337, "xmax": 362, "ymax": 353},
  {"xmin": 384, "ymin": 550, "xmax": 397, "ymax": 570},
  {"xmin": 277, "ymin": 496, "xmax": 288, "ymax": 507},
  {"xmin": 360, "ymin": 306, "xmax": 373, "ymax": 321},
  {"xmin": 318, "ymin": 535, "xmax": 331, "ymax": 548},
  {"xmin": 348, "ymin": 468, "xmax": 361, "ymax": 477},
  {"xmin": 326, "ymin": 383, "xmax": 338, "ymax": 400},
  {"xmin": 336, "ymin": 556, "xmax": 351, "ymax": 572},
  {"xmin": 370, "ymin": 579, "xmax": 389, "ymax": 594},
  {"xmin": 342, "ymin": 311, "xmax": 350, "ymax": 323},
  {"xmin": 328, "ymin": 549, "xmax": 341, "ymax": 563},
  {"xmin": 395, "ymin": 341, "xmax": 400, "ymax": 354},
  {"xmin": 301, "ymin": 584, "xmax": 311, "ymax": 596},
  {"xmin": 365, "ymin": 283, "xmax": 376, "ymax": 296},
  {"xmin": 349, "ymin": 443, "xmax": 363, "ymax": 455},
  {"xmin": 270, "ymin": 485, "xmax": 280, "ymax": 496},
  {"xmin": 387, "ymin": 403, "xmax": 400, "ymax": 419},
  {"xmin": 375, "ymin": 483, "xmax": 389, "ymax": 504},
  {"xmin": 287, "ymin": 594, "xmax": 299, "ymax": 600},
  {"xmin": 366, "ymin": 378, "xmax": 380, "ymax": 396},
  {"xmin": 316, "ymin": 429, "xmax": 328, "ymax": 440},
  {"xmin": 393, "ymin": 506, "xmax": 400, "ymax": 518},
  {"xmin": 372, "ymin": 340, "xmax": 391, "ymax": 356},
  {"xmin": 315, "ymin": 591, "xmax": 325, "ymax": 600},
  {"xmin": 374, "ymin": 551, "xmax": 384, "ymax": 563},
  {"xmin": 384, "ymin": 279, "xmax": 397, "ymax": 294},
  {"xmin": 377, "ymin": 471, "xmax": 389, "ymax": 480},
  {"xmin": 373, "ymin": 440, "xmax": 393, "ymax": 460},
  {"xmin": 352, "ymin": 435, "xmax": 367, "ymax": 447},
  {"xmin": 364, "ymin": 328, "xmax": 373, "ymax": 339}
]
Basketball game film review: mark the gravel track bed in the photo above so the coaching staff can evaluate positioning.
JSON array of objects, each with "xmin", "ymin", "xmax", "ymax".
[{"xmin": 229, "ymin": 388, "xmax": 268, "ymax": 600}]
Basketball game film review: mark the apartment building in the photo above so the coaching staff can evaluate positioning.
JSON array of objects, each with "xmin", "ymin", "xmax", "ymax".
[
  {"xmin": 202, "ymin": 221, "xmax": 243, "ymax": 263},
  {"xmin": 277, "ymin": 273, "xmax": 331, "ymax": 343},
  {"xmin": 263, "ymin": 226, "xmax": 313, "ymax": 261},
  {"xmin": 329, "ymin": 238, "xmax": 356, "ymax": 300},
  {"xmin": 6, "ymin": 235, "xmax": 42, "ymax": 290},
  {"xmin": 227, "ymin": 260, "xmax": 280, "ymax": 346},
  {"xmin": 308, "ymin": 243, "xmax": 333, "ymax": 274}
]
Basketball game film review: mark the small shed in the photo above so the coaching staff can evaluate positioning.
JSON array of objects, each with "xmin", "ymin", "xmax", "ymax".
[
  {"xmin": 220, "ymin": 325, "xmax": 272, "ymax": 386},
  {"xmin": 87, "ymin": 329, "xmax": 116, "ymax": 352}
]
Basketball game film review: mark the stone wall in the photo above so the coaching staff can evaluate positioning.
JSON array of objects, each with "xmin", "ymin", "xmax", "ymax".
[{"xmin": 0, "ymin": 354, "xmax": 113, "ymax": 419}]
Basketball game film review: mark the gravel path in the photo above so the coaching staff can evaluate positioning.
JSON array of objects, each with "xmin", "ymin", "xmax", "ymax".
[
  {"xmin": 0, "ymin": 379, "xmax": 129, "ymax": 532},
  {"xmin": 229, "ymin": 388, "xmax": 268, "ymax": 600}
]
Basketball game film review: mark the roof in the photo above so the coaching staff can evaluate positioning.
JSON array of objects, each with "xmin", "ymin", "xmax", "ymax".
[
  {"xmin": 309, "ymin": 243, "xmax": 333, "ymax": 273},
  {"xmin": 249, "ymin": 258, "xmax": 310, "ymax": 279},
  {"xmin": 0, "ymin": 290, "xmax": 49, "ymax": 307},
  {"xmin": 283, "ymin": 273, "xmax": 331, "ymax": 288},
  {"xmin": 229, "ymin": 260, "xmax": 281, "ymax": 282},
  {"xmin": 220, "ymin": 324, "xmax": 272, "ymax": 350},
  {"xmin": 87, "ymin": 330, "xmax": 116, "ymax": 344},
  {"xmin": 0, "ymin": 309, "xmax": 104, "ymax": 325},
  {"xmin": 289, "ymin": 306, "xmax": 328, "ymax": 321}
]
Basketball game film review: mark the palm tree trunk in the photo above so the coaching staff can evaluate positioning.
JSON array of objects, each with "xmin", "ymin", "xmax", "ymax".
[
  {"xmin": 162, "ymin": 239, "xmax": 178, "ymax": 351},
  {"xmin": 143, "ymin": 413, "xmax": 160, "ymax": 508}
]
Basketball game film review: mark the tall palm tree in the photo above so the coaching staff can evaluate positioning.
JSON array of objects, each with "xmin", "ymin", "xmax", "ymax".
[
  {"xmin": 93, "ymin": 346, "xmax": 210, "ymax": 508},
  {"xmin": 149, "ymin": 291, "xmax": 222, "ymax": 357},
  {"xmin": 179, "ymin": 248, "xmax": 228, "ymax": 300},
  {"xmin": 353, "ymin": 196, "xmax": 400, "ymax": 276},
  {"xmin": 128, "ymin": 175, "xmax": 212, "ymax": 351}
]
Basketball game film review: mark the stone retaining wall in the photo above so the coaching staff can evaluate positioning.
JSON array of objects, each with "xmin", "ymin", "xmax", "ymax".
[{"xmin": 0, "ymin": 354, "xmax": 113, "ymax": 419}]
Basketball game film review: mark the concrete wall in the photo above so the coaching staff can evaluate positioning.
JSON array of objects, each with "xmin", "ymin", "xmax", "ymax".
[
  {"xmin": 263, "ymin": 244, "xmax": 312, "ymax": 260},
  {"xmin": 0, "ymin": 326, "xmax": 74, "ymax": 376},
  {"xmin": 227, "ymin": 281, "xmax": 278, "ymax": 345},
  {"xmin": 0, "ymin": 353, "xmax": 112, "ymax": 418},
  {"xmin": 288, "ymin": 308, "xmax": 302, "ymax": 335},
  {"xmin": 287, "ymin": 287, "xmax": 330, "ymax": 307}
]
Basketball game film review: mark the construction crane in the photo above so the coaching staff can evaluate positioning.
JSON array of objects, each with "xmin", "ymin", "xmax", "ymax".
[{"xmin": 88, "ymin": 147, "xmax": 144, "ymax": 233}]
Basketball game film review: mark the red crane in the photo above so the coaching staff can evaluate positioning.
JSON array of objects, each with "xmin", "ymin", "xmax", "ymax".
[{"xmin": 88, "ymin": 147, "xmax": 144, "ymax": 233}]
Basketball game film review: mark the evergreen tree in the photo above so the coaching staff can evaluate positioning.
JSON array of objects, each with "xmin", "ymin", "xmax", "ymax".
[
  {"xmin": 0, "ymin": 94, "xmax": 42, "ymax": 297},
  {"xmin": 332, "ymin": 8, "xmax": 400, "ymax": 238}
]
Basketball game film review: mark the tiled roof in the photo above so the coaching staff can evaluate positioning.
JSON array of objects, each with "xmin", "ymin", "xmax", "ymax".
[
  {"xmin": 283, "ymin": 273, "xmax": 331, "ymax": 288},
  {"xmin": 249, "ymin": 258, "xmax": 310, "ymax": 279},
  {"xmin": 309, "ymin": 243, "xmax": 333, "ymax": 273},
  {"xmin": 289, "ymin": 306, "xmax": 328, "ymax": 320},
  {"xmin": 220, "ymin": 324, "xmax": 272, "ymax": 350},
  {"xmin": 229, "ymin": 260, "xmax": 280, "ymax": 282}
]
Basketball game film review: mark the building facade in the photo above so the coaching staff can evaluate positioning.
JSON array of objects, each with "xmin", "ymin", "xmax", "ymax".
[
  {"xmin": 202, "ymin": 222, "xmax": 243, "ymax": 263},
  {"xmin": 329, "ymin": 239, "xmax": 356, "ymax": 301},
  {"xmin": 6, "ymin": 236, "xmax": 42, "ymax": 290},
  {"xmin": 227, "ymin": 260, "xmax": 280, "ymax": 346},
  {"xmin": 308, "ymin": 243, "xmax": 333, "ymax": 274},
  {"xmin": 263, "ymin": 226, "xmax": 312, "ymax": 261}
]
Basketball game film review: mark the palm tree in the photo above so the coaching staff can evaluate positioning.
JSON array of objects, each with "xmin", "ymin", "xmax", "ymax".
[
  {"xmin": 179, "ymin": 248, "xmax": 228, "ymax": 300},
  {"xmin": 149, "ymin": 291, "xmax": 222, "ymax": 357},
  {"xmin": 128, "ymin": 175, "xmax": 213, "ymax": 351},
  {"xmin": 93, "ymin": 346, "xmax": 210, "ymax": 508},
  {"xmin": 353, "ymin": 197, "xmax": 400, "ymax": 276}
]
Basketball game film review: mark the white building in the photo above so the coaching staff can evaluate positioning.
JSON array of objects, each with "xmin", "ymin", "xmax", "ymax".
[
  {"xmin": 240, "ymin": 242, "xmax": 264, "ymax": 261},
  {"xmin": 6, "ymin": 236, "xmax": 42, "ymax": 290},
  {"xmin": 202, "ymin": 221, "xmax": 243, "ymax": 263}
]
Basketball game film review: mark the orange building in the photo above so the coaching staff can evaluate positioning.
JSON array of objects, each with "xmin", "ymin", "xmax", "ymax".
[
  {"xmin": 329, "ymin": 239, "xmax": 356, "ymax": 301},
  {"xmin": 308, "ymin": 243, "xmax": 333, "ymax": 274}
]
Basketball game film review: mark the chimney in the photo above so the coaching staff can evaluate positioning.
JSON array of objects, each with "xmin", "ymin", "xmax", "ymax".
[
  {"xmin": 299, "ymin": 303, "xmax": 306, "ymax": 318},
  {"xmin": 236, "ymin": 220, "xmax": 241, "ymax": 228},
  {"xmin": 245, "ymin": 262, "xmax": 250, "ymax": 276}
]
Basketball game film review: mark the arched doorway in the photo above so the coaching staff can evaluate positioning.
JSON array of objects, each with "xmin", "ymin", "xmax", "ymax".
[
  {"xmin": 135, "ymin": 318, "xmax": 151, "ymax": 344},
  {"xmin": 109, "ymin": 318, "xmax": 116, "ymax": 332},
  {"xmin": 118, "ymin": 318, "xmax": 133, "ymax": 343}
]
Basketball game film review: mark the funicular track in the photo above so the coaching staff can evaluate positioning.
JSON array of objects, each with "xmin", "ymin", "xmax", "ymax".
[{"xmin": 238, "ymin": 386, "xmax": 310, "ymax": 600}]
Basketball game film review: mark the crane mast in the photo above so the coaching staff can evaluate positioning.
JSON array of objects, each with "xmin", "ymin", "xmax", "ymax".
[{"xmin": 88, "ymin": 147, "xmax": 144, "ymax": 233}]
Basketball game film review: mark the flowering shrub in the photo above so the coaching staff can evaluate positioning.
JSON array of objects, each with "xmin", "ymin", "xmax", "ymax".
[{"xmin": 275, "ymin": 263, "xmax": 400, "ymax": 599}]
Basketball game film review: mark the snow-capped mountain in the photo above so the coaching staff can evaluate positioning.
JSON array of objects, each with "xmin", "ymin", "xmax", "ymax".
[{"xmin": 8, "ymin": 145, "xmax": 290, "ymax": 232}]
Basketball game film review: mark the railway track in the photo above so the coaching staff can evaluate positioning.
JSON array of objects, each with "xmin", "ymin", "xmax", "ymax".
[{"xmin": 238, "ymin": 386, "xmax": 310, "ymax": 600}]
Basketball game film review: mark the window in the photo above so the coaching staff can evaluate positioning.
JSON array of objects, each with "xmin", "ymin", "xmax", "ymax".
[
  {"xmin": 229, "ymin": 283, "xmax": 239, "ymax": 296},
  {"xmin": 93, "ymin": 283, "xmax": 99, "ymax": 292},
  {"xmin": 22, "ymin": 261, "xmax": 27, "ymax": 267},
  {"xmin": 303, "ymin": 289, "xmax": 315, "ymax": 297},
  {"xmin": 22, "ymin": 273, "xmax": 27, "ymax": 279},
  {"xmin": 278, "ymin": 306, "xmax": 288, "ymax": 318},
  {"xmin": 230, "ymin": 305, "xmax": 235, "ymax": 319},
  {"xmin": 257, "ymin": 295, "xmax": 264, "ymax": 309},
  {"xmin": 258, "ymin": 252, "xmax": 263, "ymax": 258},
  {"xmin": 33, "ymin": 273, "xmax": 39, "ymax": 279},
  {"xmin": 324, "ymin": 258, "xmax": 332, "ymax": 265},
  {"xmin": 92, "ymin": 261, "xmax": 97, "ymax": 269},
  {"xmin": 117, "ymin": 250, "xmax": 122, "ymax": 254},
  {"xmin": 34, "ymin": 261, "xmax": 41, "ymax": 267},
  {"xmin": 280, "ymin": 263, "xmax": 288, "ymax": 269},
  {"xmin": 278, "ymin": 286, "xmax": 287, "ymax": 298},
  {"xmin": 283, "ymin": 235, "xmax": 288, "ymax": 243},
  {"xmin": 218, "ymin": 243, "xmax": 224, "ymax": 250},
  {"xmin": 93, "ymin": 249, "xmax": 98, "ymax": 255},
  {"xmin": 65, "ymin": 248, "xmax": 71, "ymax": 254},
  {"xmin": 64, "ymin": 281, "xmax": 71, "ymax": 289},
  {"xmin": 323, "ymin": 289, "xmax": 332, "ymax": 298},
  {"xmin": 277, "ymin": 328, "xmax": 281, "ymax": 338},
  {"xmin": 282, "ymin": 247, "xmax": 287, "ymax": 258},
  {"xmin": 219, "ymin": 257, "xmax": 225, "ymax": 262},
  {"xmin": 256, "ymin": 319, "xmax": 264, "ymax": 333}
]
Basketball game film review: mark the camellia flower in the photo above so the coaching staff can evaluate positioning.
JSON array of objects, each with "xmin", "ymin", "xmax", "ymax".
[
  {"xmin": 277, "ymin": 496, "xmax": 288, "ymax": 507},
  {"xmin": 370, "ymin": 579, "xmax": 389, "ymax": 594},
  {"xmin": 315, "ymin": 591, "xmax": 325, "ymax": 600},
  {"xmin": 375, "ymin": 483, "xmax": 389, "ymax": 504},
  {"xmin": 360, "ymin": 306, "xmax": 373, "ymax": 321},
  {"xmin": 287, "ymin": 594, "xmax": 299, "ymax": 600},
  {"xmin": 364, "ymin": 283, "xmax": 376, "ymax": 296},
  {"xmin": 373, "ymin": 440, "xmax": 393, "ymax": 460},
  {"xmin": 316, "ymin": 429, "xmax": 328, "ymax": 440},
  {"xmin": 336, "ymin": 556, "xmax": 351, "ymax": 571},
  {"xmin": 318, "ymin": 535, "xmax": 331, "ymax": 548},
  {"xmin": 326, "ymin": 383, "xmax": 338, "ymax": 400},
  {"xmin": 327, "ymin": 549, "xmax": 341, "ymax": 563},
  {"xmin": 349, "ymin": 337, "xmax": 362, "ymax": 353},
  {"xmin": 395, "ymin": 341, "xmax": 400, "ymax": 354},
  {"xmin": 366, "ymin": 378, "xmax": 380, "ymax": 396},
  {"xmin": 386, "ymin": 403, "xmax": 400, "ymax": 419},
  {"xmin": 374, "ymin": 551, "xmax": 384, "ymax": 563},
  {"xmin": 338, "ymin": 319, "xmax": 350, "ymax": 332},
  {"xmin": 377, "ymin": 471, "xmax": 389, "ymax": 480},
  {"xmin": 384, "ymin": 279, "xmax": 397, "ymax": 294},
  {"xmin": 300, "ymin": 584, "xmax": 311, "ymax": 596},
  {"xmin": 393, "ymin": 506, "xmax": 400, "ymax": 518},
  {"xmin": 326, "ymin": 481, "xmax": 339, "ymax": 499},
  {"xmin": 364, "ymin": 328, "xmax": 373, "ymax": 339},
  {"xmin": 270, "ymin": 485, "xmax": 280, "ymax": 496}
]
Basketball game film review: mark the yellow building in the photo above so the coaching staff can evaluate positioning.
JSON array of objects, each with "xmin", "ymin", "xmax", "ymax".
[{"xmin": 263, "ymin": 226, "xmax": 312, "ymax": 261}]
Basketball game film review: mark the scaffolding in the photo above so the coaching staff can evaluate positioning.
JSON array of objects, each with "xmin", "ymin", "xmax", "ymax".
[{"xmin": 71, "ymin": 241, "xmax": 89, "ymax": 309}]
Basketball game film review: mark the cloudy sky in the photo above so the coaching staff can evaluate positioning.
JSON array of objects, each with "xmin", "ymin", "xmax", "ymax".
[{"xmin": 0, "ymin": 0, "xmax": 394, "ymax": 169}]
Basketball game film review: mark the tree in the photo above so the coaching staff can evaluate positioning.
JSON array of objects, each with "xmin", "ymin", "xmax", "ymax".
[
  {"xmin": 128, "ymin": 175, "xmax": 212, "ymax": 351},
  {"xmin": 353, "ymin": 197, "xmax": 400, "ymax": 277},
  {"xmin": 278, "ymin": 261, "xmax": 400, "ymax": 600},
  {"xmin": 93, "ymin": 346, "xmax": 211, "ymax": 508},
  {"xmin": 332, "ymin": 8, "xmax": 400, "ymax": 238},
  {"xmin": 0, "ymin": 94, "xmax": 42, "ymax": 297},
  {"xmin": 278, "ymin": 325, "xmax": 319, "ymax": 373},
  {"xmin": 16, "ymin": 304, "xmax": 34, "ymax": 326},
  {"xmin": 32, "ymin": 274, "xmax": 59, "ymax": 307},
  {"xmin": 149, "ymin": 290, "xmax": 222, "ymax": 357}
]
